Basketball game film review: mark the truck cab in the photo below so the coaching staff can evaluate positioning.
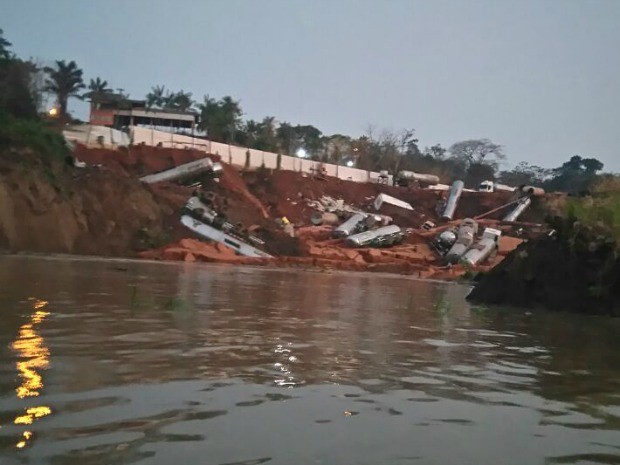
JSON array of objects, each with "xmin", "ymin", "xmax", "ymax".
[
  {"xmin": 478, "ymin": 180, "xmax": 494, "ymax": 192},
  {"xmin": 481, "ymin": 227, "xmax": 502, "ymax": 243}
]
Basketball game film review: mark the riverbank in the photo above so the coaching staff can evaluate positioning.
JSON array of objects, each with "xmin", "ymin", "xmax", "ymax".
[
  {"xmin": 0, "ymin": 143, "xmax": 540, "ymax": 281},
  {"xmin": 468, "ymin": 189, "xmax": 620, "ymax": 315}
]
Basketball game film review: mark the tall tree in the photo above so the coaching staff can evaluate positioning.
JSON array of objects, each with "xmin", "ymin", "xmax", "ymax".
[
  {"xmin": 498, "ymin": 162, "xmax": 550, "ymax": 187},
  {"xmin": 82, "ymin": 77, "xmax": 112, "ymax": 102},
  {"xmin": 0, "ymin": 28, "xmax": 13, "ymax": 60},
  {"xmin": 354, "ymin": 128, "xmax": 418, "ymax": 173},
  {"xmin": 449, "ymin": 139, "xmax": 505, "ymax": 166},
  {"xmin": 323, "ymin": 134, "xmax": 352, "ymax": 164},
  {"xmin": 293, "ymin": 124, "xmax": 323, "ymax": 158},
  {"xmin": 545, "ymin": 155, "xmax": 604, "ymax": 193},
  {"xmin": 0, "ymin": 29, "xmax": 38, "ymax": 118},
  {"xmin": 146, "ymin": 85, "xmax": 166, "ymax": 108},
  {"xmin": 239, "ymin": 119, "xmax": 261, "ymax": 148},
  {"xmin": 423, "ymin": 144, "xmax": 447, "ymax": 160},
  {"xmin": 170, "ymin": 90, "xmax": 194, "ymax": 111},
  {"xmin": 465, "ymin": 162, "xmax": 497, "ymax": 188},
  {"xmin": 275, "ymin": 122, "xmax": 296, "ymax": 154},
  {"xmin": 162, "ymin": 90, "xmax": 176, "ymax": 109},
  {"xmin": 198, "ymin": 95, "xmax": 243, "ymax": 143},
  {"xmin": 44, "ymin": 60, "xmax": 85, "ymax": 118}
]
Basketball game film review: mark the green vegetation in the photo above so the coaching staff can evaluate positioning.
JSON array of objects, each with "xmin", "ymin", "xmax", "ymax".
[
  {"xmin": 0, "ymin": 26, "xmax": 613, "ymax": 193},
  {"xmin": 146, "ymin": 85, "xmax": 193, "ymax": 111},
  {"xmin": 82, "ymin": 77, "xmax": 112, "ymax": 102},
  {"xmin": 563, "ymin": 176, "xmax": 620, "ymax": 243},
  {"xmin": 0, "ymin": 29, "xmax": 70, "ymax": 161},
  {"xmin": 44, "ymin": 60, "xmax": 85, "ymax": 119},
  {"xmin": 469, "ymin": 176, "xmax": 620, "ymax": 315},
  {"xmin": 0, "ymin": 109, "xmax": 68, "ymax": 160}
]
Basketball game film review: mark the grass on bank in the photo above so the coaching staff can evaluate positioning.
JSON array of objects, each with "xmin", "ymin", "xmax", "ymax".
[{"xmin": 563, "ymin": 176, "xmax": 620, "ymax": 243}]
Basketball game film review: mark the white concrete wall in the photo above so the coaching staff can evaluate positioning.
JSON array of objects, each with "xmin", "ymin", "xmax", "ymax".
[
  {"xmin": 63, "ymin": 125, "xmax": 130, "ymax": 148},
  {"xmin": 129, "ymin": 126, "xmax": 389, "ymax": 185}
]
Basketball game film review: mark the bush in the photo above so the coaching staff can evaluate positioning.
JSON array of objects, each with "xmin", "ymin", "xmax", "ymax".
[
  {"xmin": 563, "ymin": 176, "xmax": 620, "ymax": 243},
  {"xmin": 0, "ymin": 109, "xmax": 69, "ymax": 161}
]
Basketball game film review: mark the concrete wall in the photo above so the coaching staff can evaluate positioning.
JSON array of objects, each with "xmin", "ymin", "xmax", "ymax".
[
  {"xmin": 129, "ymin": 126, "xmax": 388, "ymax": 185},
  {"xmin": 63, "ymin": 125, "xmax": 131, "ymax": 148}
]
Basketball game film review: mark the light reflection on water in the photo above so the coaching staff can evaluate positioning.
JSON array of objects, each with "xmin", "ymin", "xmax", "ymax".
[
  {"xmin": 0, "ymin": 255, "xmax": 619, "ymax": 465},
  {"xmin": 10, "ymin": 297, "xmax": 52, "ymax": 449}
]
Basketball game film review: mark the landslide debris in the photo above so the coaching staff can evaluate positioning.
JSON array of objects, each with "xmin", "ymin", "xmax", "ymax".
[{"xmin": 2, "ymin": 142, "xmax": 537, "ymax": 280}]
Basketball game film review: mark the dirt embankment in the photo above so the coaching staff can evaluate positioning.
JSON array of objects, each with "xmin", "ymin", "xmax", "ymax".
[
  {"xmin": 0, "ymin": 147, "xmax": 199, "ymax": 256},
  {"xmin": 73, "ymin": 144, "xmax": 220, "ymax": 177},
  {"xmin": 468, "ymin": 219, "xmax": 620, "ymax": 315},
  {"xmin": 2, "ymin": 144, "xmax": 541, "ymax": 280},
  {"xmin": 0, "ymin": 144, "xmax": 288, "ymax": 258}
]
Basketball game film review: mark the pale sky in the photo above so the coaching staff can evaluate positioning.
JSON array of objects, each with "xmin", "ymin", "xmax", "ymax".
[{"xmin": 3, "ymin": 0, "xmax": 619, "ymax": 171}]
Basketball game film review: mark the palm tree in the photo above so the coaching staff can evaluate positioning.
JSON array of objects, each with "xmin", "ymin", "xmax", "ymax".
[
  {"xmin": 198, "ymin": 95, "xmax": 242, "ymax": 142},
  {"xmin": 172, "ymin": 90, "xmax": 194, "ymax": 112},
  {"xmin": 162, "ymin": 90, "xmax": 176, "ymax": 109},
  {"xmin": 243, "ymin": 119, "xmax": 261, "ymax": 147},
  {"xmin": 154, "ymin": 89, "xmax": 194, "ymax": 112},
  {"xmin": 146, "ymin": 85, "xmax": 166, "ymax": 108},
  {"xmin": 82, "ymin": 77, "xmax": 112, "ymax": 110},
  {"xmin": 44, "ymin": 60, "xmax": 85, "ymax": 118}
]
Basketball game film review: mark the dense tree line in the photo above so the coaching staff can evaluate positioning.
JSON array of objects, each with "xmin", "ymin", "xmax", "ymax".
[{"xmin": 0, "ymin": 28, "xmax": 612, "ymax": 192}]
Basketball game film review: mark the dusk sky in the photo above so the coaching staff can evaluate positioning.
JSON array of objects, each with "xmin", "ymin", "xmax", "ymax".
[{"xmin": 4, "ymin": 0, "xmax": 619, "ymax": 171}]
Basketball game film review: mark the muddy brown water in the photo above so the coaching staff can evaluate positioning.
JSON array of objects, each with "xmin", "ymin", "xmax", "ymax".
[{"xmin": 1, "ymin": 255, "xmax": 620, "ymax": 465}]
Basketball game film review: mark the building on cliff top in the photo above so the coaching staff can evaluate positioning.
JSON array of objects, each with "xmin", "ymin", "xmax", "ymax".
[{"xmin": 89, "ymin": 93, "xmax": 197, "ymax": 132}]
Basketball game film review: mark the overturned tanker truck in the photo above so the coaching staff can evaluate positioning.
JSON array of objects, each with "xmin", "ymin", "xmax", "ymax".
[
  {"xmin": 346, "ymin": 225, "xmax": 405, "ymax": 248},
  {"xmin": 461, "ymin": 228, "xmax": 501, "ymax": 266},
  {"xmin": 394, "ymin": 170, "xmax": 440, "ymax": 188},
  {"xmin": 181, "ymin": 196, "xmax": 272, "ymax": 258},
  {"xmin": 444, "ymin": 218, "xmax": 479, "ymax": 264},
  {"xmin": 441, "ymin": 180, "xmax": 465, "ymax": 221},
  {"xmin": 140, "ymin": 158, "xmax": 223, "ymax": 184}
]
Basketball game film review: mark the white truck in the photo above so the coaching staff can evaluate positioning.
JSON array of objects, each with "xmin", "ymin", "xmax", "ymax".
[
  {"xmin": 477, "ymin": 180, "xmax": 515, "ymax": 193},
  {"xmin": 461, "ymin": 228, "xmax": 502, "ymax": 266}
]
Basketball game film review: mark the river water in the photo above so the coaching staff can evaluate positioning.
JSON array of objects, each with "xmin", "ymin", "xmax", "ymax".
[{"xmin": 1, "ymin": 255, "xmax": 620, "ymax": 465}]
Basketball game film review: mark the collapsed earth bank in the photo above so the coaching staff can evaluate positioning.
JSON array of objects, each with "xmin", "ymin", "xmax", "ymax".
[
  {"xmin": 468, "ymin": 218, "xmax": 620, "ymax": 316},
  {"xmin": 1, "ymin": 145, "xmax": 541, "ymax": 281}
]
